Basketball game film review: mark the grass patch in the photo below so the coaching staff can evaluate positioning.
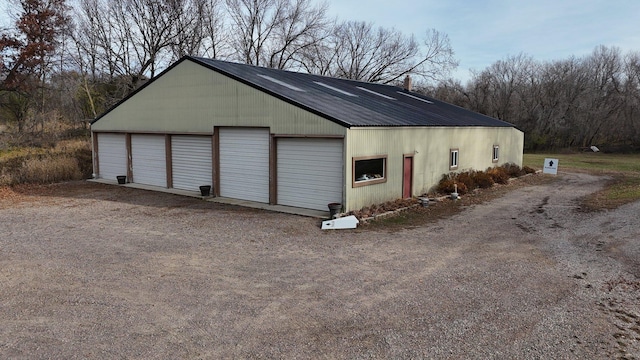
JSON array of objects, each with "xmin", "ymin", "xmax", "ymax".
[
  {"xmin": 18, "ymin": 156, "xmax": 83, "ymax": 184},
  {"xmin": 524, "ymin": 152, "xmax": 640, "ymax": 210},
  {"xmin": 0, "ymin": 139, "xmax": 92, "ymax": 186},
  {"xmin": 582, "ymin": 174, "xmax": 640, "ymax": 211},
  {"xmin": 524, "ymin": 153, "xmax": 640, "ymax": 173}
]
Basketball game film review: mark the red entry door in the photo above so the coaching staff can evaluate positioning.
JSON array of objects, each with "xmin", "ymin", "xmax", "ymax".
[{"xmin": 403, "ymin": 156, "xmax": 413, "ymax": 198}]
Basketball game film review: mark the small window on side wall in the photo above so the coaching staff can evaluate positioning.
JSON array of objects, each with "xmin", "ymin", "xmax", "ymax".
[
  {"xmin": 353, "ymin": 155, "xmax": 387, "ymax": 187},
  {"xmin": 492, "ymin": 145, "xmax": 499, "ymax": 163},
  {"xmin": 450, "ymin": 149, "xmax": 459, "ymax": 170}
]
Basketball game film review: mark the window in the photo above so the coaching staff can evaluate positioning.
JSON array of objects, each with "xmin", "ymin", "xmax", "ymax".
[
  {"xmin": 450, "ymin": 149, "xmax": 459, "ymax": 170},
  {"xmin": 353, "ymin": 155, "xmax": 387, "ymax": 187},
  {"xmin": 492, "ymin": 145, "xmax": 499, "ymax": 163}
]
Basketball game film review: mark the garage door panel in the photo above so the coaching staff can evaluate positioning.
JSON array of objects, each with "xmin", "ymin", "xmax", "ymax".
[
  {"xmin": 219, "ymin": 128, "xmax": 270, "ymax": 203},
  {"xmin": 131, "ymin": 135, "xmax": 167, "ymax": 187},
  {"xmin": 97, "ymin": 133, "xmax": 127, "ymax": 181},
  {"xmin": 277, "ymin": 138, "xmax": 343, "ymax": 211},
  {"xmin": 172, "ymin": 136, "xmax": 213, "ymax": 191}
]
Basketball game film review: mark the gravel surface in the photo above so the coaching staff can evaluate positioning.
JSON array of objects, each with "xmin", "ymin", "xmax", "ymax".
[{"xmin": 0, "ymin": 172, "xmax": 639, "ymax": 359}]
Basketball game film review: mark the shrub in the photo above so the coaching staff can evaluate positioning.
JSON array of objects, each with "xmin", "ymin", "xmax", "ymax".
[
  {"xmin": 74, "ymin": 147, "xmax": 93, "ymax": 179},
  {"xmin": 54, "ymin": 139, "xmax": 93, "ymax": 179},
  {"xmin": 453, "ymin": 181, "xmax": 468, "ymax": 195},
  {"xmin": 502, "ymin": 163, "xmax": 525, "ymax": 177},
  {"xmin": 0, "ymin": 149, "xmax": 42, "ymax": 185},
  {"xmin": 487, "ymin": 167, "xmax": 510, "ymax": 184},
  {"xmin": 0, "ymin": 174, "xmax": 11, "ymax": 186},
  {"xmin": 436, "ymin": 174, "xmax": 468, "ymax": 195},
  {"xmin": 472, "ymin": 171, "xmax": 494, "ymax": 188},
  {"xmin": 0, "ymin": 139, "xmax": 92, "ymax": 185},
  {"xmin": 523, "ymin": 166, "xmax": 536, "ymax": 174},
  {"xmin": 18, "ymin": 155, "xmax": 83, "ymax": 184},
  {"xmin": 456, "ymin": 171, "xmax": 477, "ymax": 192},
  {"xmin": 436, "ymin": 175, "xmax": 456, "ymax": 194}
]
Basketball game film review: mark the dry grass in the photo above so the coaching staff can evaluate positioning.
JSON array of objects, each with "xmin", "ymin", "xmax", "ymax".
[
  {"xmin": 18, "ymin": 156, "xmax": 83, "ymax": 184},
  {"xmin": 524, "ymin": 153, "xmax": 640, "ymax": 210},
  {"xmin": 0, "ymin": 139, "xmax": 92, "ymax": 186},
  {"xmin": 580, "ymin": 174, "xmax": 640, "ymax": 211}
]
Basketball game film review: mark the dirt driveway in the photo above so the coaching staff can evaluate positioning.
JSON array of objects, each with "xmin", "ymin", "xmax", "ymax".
[{"xmin": 1, "ymin": 172, "xmax": 639, "ymax": 359}]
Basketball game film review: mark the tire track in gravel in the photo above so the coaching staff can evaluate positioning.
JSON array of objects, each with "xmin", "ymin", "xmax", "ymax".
[
  {"xmin": 1, "ymin": 176, "xmax": 638, "ymax": 358},
  {"xmin": 471, "ymin": 172, "xmax": 640, "ymax": 359}
]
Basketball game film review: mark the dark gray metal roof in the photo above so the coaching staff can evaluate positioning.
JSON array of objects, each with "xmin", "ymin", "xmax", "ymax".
[{"xmin": 190, "ymin": 56, "xmax": 515, "ymax": 128}]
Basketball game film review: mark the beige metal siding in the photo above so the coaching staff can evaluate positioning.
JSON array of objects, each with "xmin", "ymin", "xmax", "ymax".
[
  {"xmin": 343, "ymin": 127, "xmax": 524, "ymax": 211},
  {"xmin": 91, "ymin": 60, "xmax": 346, "ymax": 137}
]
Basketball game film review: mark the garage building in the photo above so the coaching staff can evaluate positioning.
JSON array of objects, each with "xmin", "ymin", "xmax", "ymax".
[{"xmin": 91, "ymin": 56, "xmax": 524, "ymax": 212}]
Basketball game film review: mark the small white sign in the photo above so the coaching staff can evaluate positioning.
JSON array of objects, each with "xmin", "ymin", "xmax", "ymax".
[{"xmin": 543, "ymin": 158, "xmax": 559, "ymax": 175}]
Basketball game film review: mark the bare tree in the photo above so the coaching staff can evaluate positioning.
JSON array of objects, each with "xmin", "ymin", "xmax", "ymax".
[
  {"xmin": 621, "ymin": 51, "xmax": 640, "ymax": 143},
  {"xmin": 302, "ymin": 21, "xmax": 457, "ymax": 84},
  {"xmin": 225, "ymin": 0, "xmax": 287, "ymax": 66},
  {"xmin": 333, "ymin": 21, "xmax": 418, "ymax": 83},
  {"xmin": 417, "ymin": 29, "xmax": 459, "ymax": 82},
  {"xmin": 202, "ymin": 0, "xmax": 231, "ymax": 59},
  {"xmin": 73, "ymin": 0, "xmax": 219, "ymax": 101},
  {"xmin": 170, "ymin": 0, "xmax": 228, "ymax": 61},
  {"xmin": 1, "ymin": 0, "xmax": 70, "ymax": 132},
  {"xmin": 225, "ymin": 0, "xmax": 331, "ymax": 69},
  {"xmin": 266, "ymin": 0, "xmax": 331, "ymax": 69},
  {"xmin": 446, "ymin": 45, "xmax": 640, "ymax": 150}
]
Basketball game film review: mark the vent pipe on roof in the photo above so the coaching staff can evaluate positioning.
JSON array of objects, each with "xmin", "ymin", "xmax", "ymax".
[{"xmin": 403, "ymin": 75, "xmax": 412, "ymax": 92}]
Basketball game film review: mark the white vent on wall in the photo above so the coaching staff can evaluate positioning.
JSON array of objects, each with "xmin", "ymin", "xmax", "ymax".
[
  {"xmin": 314, "ymin": 81, "xmax": 358, "ymax": 97},
  {"xmin": 258, "ymin": 74, "xmax": 305, "ymax": 91},
  {"xmin": 357, "ymin": 87, "xmax": 396, "ymax": 100},
  {"xmin": 397, "ymin": 91, "xmax": 433, "ymax": 104}
]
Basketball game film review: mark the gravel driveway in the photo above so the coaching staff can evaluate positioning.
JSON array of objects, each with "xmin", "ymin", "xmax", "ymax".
[{"xmin": 1, "ymin": 172, "xmax": 639, "ymax": 359}]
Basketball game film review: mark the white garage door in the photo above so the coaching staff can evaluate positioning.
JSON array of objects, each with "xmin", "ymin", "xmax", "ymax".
[
  {"xmin": 277, "ymin": 138, "xmax": 343, "ymax": 211},
  {"xmin": 172, "ymin": 135, "xmax": 213, "ymax": 191},
  {"xmin": 97, "ymin": 133, "xmax": 127, "ymax": 181},
  {"xmin": 219, "ymin": 128, "xmax": 270, "ymax": 203},
  {"xmin": 131, "ymin": 134, "xmax": 167, "ymax": 187}
]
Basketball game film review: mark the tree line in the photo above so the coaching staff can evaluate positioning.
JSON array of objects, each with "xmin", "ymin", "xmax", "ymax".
[
  {"xmin": 1, "ymin": 0, "xmax": 639, "ymax": 152},
  {"xmin": 428, "ymin": 47, "xmax": 640, "ymax": 151},
  {"xmin": 0, "ymin": 0, "xmax": 455, "ymax": 136}
]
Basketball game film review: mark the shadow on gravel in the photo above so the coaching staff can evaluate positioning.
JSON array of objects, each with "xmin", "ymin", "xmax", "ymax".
[
  {"xmin": 5, "ymin": 180, "xmax": 261, "ymax": 213},
  {"xmin": 4, "ymin": 174, "xmax": 561, "ymax": 225}
]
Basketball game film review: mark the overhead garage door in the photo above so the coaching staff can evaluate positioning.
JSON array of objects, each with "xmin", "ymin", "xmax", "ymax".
[
  {"xmin": 172, "ymin": 135, "xmax": 213, "ymax": 191},
  {"xmin": 97, "ymin": 133, "xmax": 127, "ymax": 181},
  {"xmin": 277, "ymin": 138, "xmax": 343, "ymax": 211},
  {"xmin": 131, "ymin": 134, "xmax": 167, "ymax": 187},
  {"xmin": 219, "ymin": 128, "xmax": 270, "ymax": 203}
]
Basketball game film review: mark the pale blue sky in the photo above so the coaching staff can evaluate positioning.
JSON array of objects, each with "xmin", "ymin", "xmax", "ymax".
[{"xmin": 325, "ymin": 0, "xmax": 640, "ymax": 82}]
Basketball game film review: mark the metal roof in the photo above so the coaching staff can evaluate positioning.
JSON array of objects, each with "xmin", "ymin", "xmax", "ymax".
[
  {"xmin": 93, "ymin": 56, "xmax": 515, "ymax": 128},
  {"xmin": 190, "ymin": 56, "xmax": 515, "ymax": 128}
]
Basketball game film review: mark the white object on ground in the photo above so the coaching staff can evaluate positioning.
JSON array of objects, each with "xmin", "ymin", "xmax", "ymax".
[
  {"xmin": 590, "ymin": 145, "xmax": 600, "ymax": 152},
  {"xmin": 321, "ymin": 215, "xmax": 359, "ymax": 230}
]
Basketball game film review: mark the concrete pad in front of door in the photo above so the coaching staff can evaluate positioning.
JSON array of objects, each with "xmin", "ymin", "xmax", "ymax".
[
  {"xmin": 207, "ymin": 196, "xmax": 329, "ymax": 219},
  {"xmin": 88, "ymin": 179, "xmax": 329, "ymax": 219}
]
